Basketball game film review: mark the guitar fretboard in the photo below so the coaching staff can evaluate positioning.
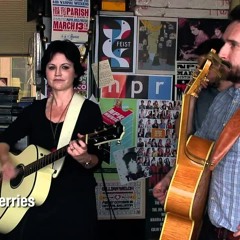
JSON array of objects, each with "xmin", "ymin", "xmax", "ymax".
[{"xmin": 24, "ymin": 145, "xmax": 68, "ymax": 177}]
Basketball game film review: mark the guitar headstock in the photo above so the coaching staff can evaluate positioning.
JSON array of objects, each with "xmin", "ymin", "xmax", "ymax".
[
  {"xmin": 184, "ymin": 49, "xmax": 230, "ymax": 98},
  {"xmin": 86, "ymin": 121, "xmax": 125, "ymax": 146}
]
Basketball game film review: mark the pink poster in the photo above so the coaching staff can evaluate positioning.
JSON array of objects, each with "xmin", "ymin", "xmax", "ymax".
[
  {"xmin": 102, "ymin": 105, "xmax": 132, "ymax": 125},
  {"xmin": 51, "ymin": 0, "xmax": 90, "ymax": 42}
]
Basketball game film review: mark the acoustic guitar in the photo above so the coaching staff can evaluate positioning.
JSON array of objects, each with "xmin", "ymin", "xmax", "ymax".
[
  {"xmin": 0, "ymin": 121, "xmax": 125, "ymax": 234},
  {"xmin": 160, "ymin": 50, "xmax": 229, "ymax": 240}
]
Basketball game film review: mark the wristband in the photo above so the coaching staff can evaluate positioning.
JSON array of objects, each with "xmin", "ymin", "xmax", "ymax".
[{"xmin": 84, "ymin": 155, "xmax": 92, "ymax": 168}]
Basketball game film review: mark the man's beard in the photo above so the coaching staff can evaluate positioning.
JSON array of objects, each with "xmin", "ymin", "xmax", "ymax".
[{"xmin": 225, "ymin": 62, "xmax": 240, "ymax": 83}]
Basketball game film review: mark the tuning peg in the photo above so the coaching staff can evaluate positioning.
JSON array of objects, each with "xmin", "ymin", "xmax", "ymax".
[
  {"xmin": 93, "ymin": 4, "xmax": 99, "ymax": 12},
  {"xmin": 42, "ymin": 37, "xmax": 48, "ymax": 42},
  {"xmin": 87, "ymin": 29, "xmax": 93, "ymax": 35},
  {"xmin": 40, "ymin": 24, "xmax": 45, "ymax": 30},
  {"xmin": 38, "ymin": 12, "xmax": 43, "ymax": 17},
  {"xmin": 36, "ymin": 24, "xmax": 45, "ymax": 32},
  {"xmin": 80, "ymin": 56, "xmax": 85, "ymax": 63}
]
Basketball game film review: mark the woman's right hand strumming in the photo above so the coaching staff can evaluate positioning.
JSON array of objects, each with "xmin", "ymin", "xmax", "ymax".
[{"xmin": 0, "ymin": 143, "xmax": 17, "ymax": 180}]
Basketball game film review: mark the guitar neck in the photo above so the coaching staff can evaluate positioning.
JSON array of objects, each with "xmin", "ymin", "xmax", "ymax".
[
  {"xmin": 24, "ymin": 145, "xmax": 68, "ymax": 177},
  {"xmin": 176, "ymin": 58, "xmax": 213, "ymax": 166},
  {"xmin": 179, "ymin": 57, "xmax": 214, "ymax": 140},
  {"xmin": 178, "ymin": 94, "xmax": 197, "ymax": 142},
  {"xmin": 22, "ymin": 121, "xmax": 125, "ymax": 177}
]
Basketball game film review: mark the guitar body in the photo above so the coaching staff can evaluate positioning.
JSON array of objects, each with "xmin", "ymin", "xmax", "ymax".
[
  {"xmin": 0, "ymin": 121, "xmax": 125, "ymax": 234},
  {"xmin": 160, "ymin": 135, "xmax": 214, "ymax": 240},
  {"xmin": 160, "ymin": 136, "xmax": 213, "ymax": 240},
  {"xmin": 158, "ymin": 50, "xmax": 229, "ymax": 240},
  {"xmin": 160, "ymin": 53, "xmax": 227, "ymax": 240},
  {"xmin": 0, "ymin": 145, "xmax": 54, "ymax": 234}
]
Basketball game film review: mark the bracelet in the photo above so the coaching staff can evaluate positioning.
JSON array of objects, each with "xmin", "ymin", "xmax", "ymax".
[{"xmin": 84, "ymin": 154, "xmax": 92, "ymax": 168}]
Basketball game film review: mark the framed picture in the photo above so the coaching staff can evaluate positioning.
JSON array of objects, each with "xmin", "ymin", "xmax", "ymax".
[
  {"xmin": 136, "ymin": 17, "xmax": 177, "ymax": 75},
  {"xmin": 95, "ymin": 15, "xmax": 137, "ymax": 73}
]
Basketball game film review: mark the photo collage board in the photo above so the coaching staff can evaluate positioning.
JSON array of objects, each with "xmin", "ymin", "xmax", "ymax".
[{"xmin": 136, "ymin": 99, "xmax": 181, "ymax": 188}]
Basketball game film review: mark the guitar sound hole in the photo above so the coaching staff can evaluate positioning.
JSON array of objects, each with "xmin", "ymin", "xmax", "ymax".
[{"xmin": 10, "ymin": 165, "xmax": 24, "ymax": 188}]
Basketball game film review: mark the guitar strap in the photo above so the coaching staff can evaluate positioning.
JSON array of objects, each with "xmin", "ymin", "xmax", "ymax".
[
  {"xmin": 52, "ymin": 93, "xmax": 85, "ymax": 178},
  {"xmin": 210, "ymin": 108, "xmax": 240, "ymax": 170}
]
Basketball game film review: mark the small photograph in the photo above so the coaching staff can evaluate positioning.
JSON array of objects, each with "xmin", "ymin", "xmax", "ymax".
[{"xmin": 114, "ymin": 147, "xmax": 150, "ymax": 185}]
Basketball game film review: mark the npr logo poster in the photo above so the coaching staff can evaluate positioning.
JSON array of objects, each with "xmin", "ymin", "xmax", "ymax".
[{"xmin": 101, "ymin": 74, "xmax": 173, "ymax": 100}]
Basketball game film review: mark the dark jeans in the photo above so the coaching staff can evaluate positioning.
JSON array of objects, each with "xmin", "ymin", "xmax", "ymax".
[
  {"xmin": 198, "ymin": 214, "xmax": 240, "ymax": 240},
  {"xmin": 198, "ymin": 214, "xmax": 216, "ymax": 240}
]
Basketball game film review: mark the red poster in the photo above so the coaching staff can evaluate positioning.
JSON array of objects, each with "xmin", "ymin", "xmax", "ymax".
[{"xmin": 102, "ymin": 106, "xmax": 132, "ymax": 125}]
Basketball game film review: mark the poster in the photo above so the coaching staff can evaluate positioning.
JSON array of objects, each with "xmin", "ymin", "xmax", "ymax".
[
  {"xmin": 99, "ymin": 98, "xmax": 137, "ymax": 166},
  {"xmin": 135, "ymin": 99, "xmax": 179, "ymax": 185},
  {"xmin": 145, "ymin": 188, "xmax": 165, "ymax": 240},
  {"xmin": 113, "ymin": 147, "xmax": 151, "ymax": 185},
  {"xmin": 75, "ymin": 43, "xmax": 89, "ymax": 96},
  {"xmin": 51, "ymin": 0, "xmax": 90, "ymax": 42},
  {"xmin": 95, "ymin": 99, "xmax": 143, "ymax": 220},
  {"xmin": 101, "ymin": 74, "xmax": 173, "ymax": 100},
  {"xmin": 136, "ymin": 17, "xmax": 177, "ymax": 75},
  {"xmin": 108, "ymin": 99, "xmax": 180, "ymax": 185},
  {"xmin": 175, "ymin": 61, "xmax": 198, "ymax": 100},
  {"xmin": 177, "ymin": 18, "xmax": 230, "ymax": 61},
  {"xmin": 102, "ymin": 105, "xmax": 132, "ymax": 125},
  {"xmin": 136, "ymin": 99, "xmax": 181, "ymax": 238},
  {"xmin": 96, "ymin": 179, "xmax": 146, "ymax": 219},
  {"xmin": 137, "ymin": 98, "xmax": 180, "ymax": 239},
  {"xmin": 95, "ymin": 15, "xmax": 137, "ymax": 73}
]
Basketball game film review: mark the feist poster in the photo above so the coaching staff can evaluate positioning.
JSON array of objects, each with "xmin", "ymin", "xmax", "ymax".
[{"xmin": 95, "ymin": 15, "xmax": 137, "ymax": 73}]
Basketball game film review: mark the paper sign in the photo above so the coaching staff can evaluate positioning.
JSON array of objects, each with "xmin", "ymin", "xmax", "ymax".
[{"xmin": 91, "ymin": 60, "xmax": 115, "ymax": 88}]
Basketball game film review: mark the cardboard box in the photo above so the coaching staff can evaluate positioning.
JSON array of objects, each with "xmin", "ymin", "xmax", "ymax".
[
  {"xmin": 134, "ymin": 6, "xmax": 229, "ymax": 19},
  {"xmin": 133, "ymin": 0, "xmax": 231, "ymax": 9},
  {"xmin": 102, "ymin": 0, "xmax": 126, "ymax": 11}
]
